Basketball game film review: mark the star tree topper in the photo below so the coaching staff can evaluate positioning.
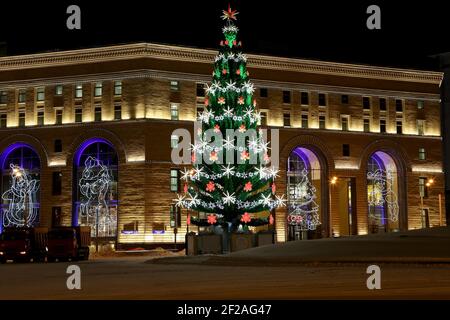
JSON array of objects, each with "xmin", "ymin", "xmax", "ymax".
[{"xmin": 222, "ymin": 4, "xmax": 239, "ymax": 21}]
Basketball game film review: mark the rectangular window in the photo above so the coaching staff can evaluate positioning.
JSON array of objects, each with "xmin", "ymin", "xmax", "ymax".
[
  {"xmin": 94, "ymin": 82, "xmax": 102, "ymax": 97},
  {"xmin": 94, "ymin": 107, "xmax": 102, "ymax": 121},
  {"xmin": 341, "ymin": 117, "xmax": 349, "ymax": 131},
  {"xmin": 171, "ymin": 135, "xmax": 179, "ymax": 148},
  {"xmin": 37, "ymin": 111, "xmax": 44, "ymax": 126},
  {"xmin": 380, "ymin": 119, "xmax": 386, "ymax": 133},
  {"xmin": 419, "ymin": 177, "xmax": 428, "ymax": 198},
  {"xmin": 341, "ymin": 95, "xmax": 349, "ymax": 104},
  {"xmin": 379, "ymin": 98, "xmax": 387, "ymax": 111},
  {"xmin": 395, "ymin": 99, "xmax": 403, "ymax": 112},
  {"xmin": 343, "ymin": 144, "xmax": 350, "ymax": 157},
  {"xmin": 196, "ymin": 105, "xmax": 204, "ymax": 119},
  {"xmin": 75, "ymin": 85, "xmax": 83, "ymax": 98},
  {"xmin": 170, "ymin": 205, "xmax": 181, "ymax": 228},
  {"xmin": 396, "ymin": 120, "xmax": 403, "ymax": 134},
  {"xmin": 260, "ymin": 111, "xmax": 267, "ymax": 126},
  {"xmin": 319, "ymin": 115, "xmax": 326, "ymax": 129},
  {"xmin": 114, "ymin": 105, "xmax": 121, "ymax": 120},
  {"xmin": 171, "ymin": 81, "xmax": 179, "ymax": 92},
  {"xmin": 363, "ymin": 118, "xmax": 370, "ymax": 132},
  {"xmin": 170, "ymin": 169, "xmax": 179, "ymax": 192},
  {"xmin": 417, "ymin": 120, "xmax": 425, "ymax": 136},
  {"xmin": 318, "ymin": 93, "xmax": 327, "ymax": 107},
  {"xmin": 55, "ymin": 110, "xmax": 63, "ymax": 125},
  {"xmin": 170, "ymin": 104, "xmax": 179, "ymax": 120},
  {"xmin": 260, "ymin": 88, "xmax": 268, "ymax": 98},
  {"xmin": 55, "ymin": 85, "xmax": 63, "ymax": 96},
  {"xmin": 75, "ymin": 108, "xmax": 82, "ymax": 123},
  {"xmin": 36, "ymin": 87, "xmax": 45, "ymax": 102},
  {"xmin": 301, "ymin": 114, "xmax": 308, "ymax": 128},
  {"xmin": 283, "ymin": 113, "xmax": 291, "ymax": 127},
  {"xmin": 18, "ymin": 90, "xmax": 26, "ymax": 103},
  {"xmin": 363, "ymin": 97, "xmax": 371, "ymax": 110},
  {"xmin": 19, "ymin": 112, "xmax": 25, "ymax": 127},
  {"xmin": 419, "ymin": 148, "xmax": 426, "ymax": 160},
  {"xmin": 52, "ymin": 172, "xmax": 62, "ymax": 196},
  {"xmin": 417, "ymin": 100, "xmax": 424, "ymax": 110},
  {"xmin": 0, "ymin": 114, "xmax": 6, "ymax": 128},
  {"xmin": 196, "ymin": 83, "xmax": 205, "ymax": 97},
  {"xmin": 0, "ymin": 91, "xmax": 7, "ymax": 104},
  {"xmin": 301, "ymin": 92, "xmax": 309, "ymax": 105},
  {"xmin": 54, "ymin": 139, "xmax": 62, "ymax": 153},
  {"xmin": 114, "ymin": 81, "xmax": 122, "ymax": 96},
  {"xmin": 282, "ymin": 91, "xmax": 291, "ymax": 104}
]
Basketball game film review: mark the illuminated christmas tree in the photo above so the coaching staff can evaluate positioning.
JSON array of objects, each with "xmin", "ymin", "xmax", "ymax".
[{"xmin": 175, "ymin": 5, "xmax": 285, "ymax": 231}]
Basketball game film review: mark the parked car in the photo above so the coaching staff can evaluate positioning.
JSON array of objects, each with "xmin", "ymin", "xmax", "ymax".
[
  {"xmin": 47, "ymin": 226, "xmax": 91, "ymax": 262},
  {"xmin": 0, "ymin": 227, "xmax": 48, "ymax": 263}
]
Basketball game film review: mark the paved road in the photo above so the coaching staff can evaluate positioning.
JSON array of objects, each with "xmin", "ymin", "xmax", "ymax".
[{"xmin": 1, "ymin": 256, "xmax": 450, "ymax": 299}]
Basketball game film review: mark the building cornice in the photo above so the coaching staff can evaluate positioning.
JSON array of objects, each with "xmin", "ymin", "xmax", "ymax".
[
  {"xmin": 0, "ymin": 42, "xmax": 443, "ymax": 84},
  {"xmin": 0, "ymin": 69, "xmax": 441, "ymax": 101}
]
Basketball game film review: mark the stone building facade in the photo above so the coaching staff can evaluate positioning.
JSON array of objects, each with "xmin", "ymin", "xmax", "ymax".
[{"xmin": 0, "ymin": 43, "xmax": 445, "ymax": 247}]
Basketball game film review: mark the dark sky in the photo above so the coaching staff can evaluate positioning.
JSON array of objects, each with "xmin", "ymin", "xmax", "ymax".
[{"xmin": 0, "ymin": 0, "xmax": 449, "ymax": 70}]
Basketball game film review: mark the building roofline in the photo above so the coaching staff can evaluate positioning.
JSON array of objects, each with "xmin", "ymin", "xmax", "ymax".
[{"xmin": 0, "ymin": 42, "xmax": 443, "ymax": 84}]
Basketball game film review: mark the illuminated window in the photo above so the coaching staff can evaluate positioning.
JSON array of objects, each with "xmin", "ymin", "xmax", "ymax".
[
  {"xmin": 0, "ymin": 91, "xmax": 7, "ymax": 104},
  {"xmin": 55, "ymin": 110, "xmax": 63, "ymax": 125},
  {"xmin": 170, "ymin": 169, "xmax": 179, "ymax": 192},
  {"xmin": 171, "ymin": 81, "xmax": 179, "ymax": 92},
  {"xmin": 364, "ymin": 118, "xmax": 370, "ymax": 132},
  {"xmin": 301, "ymin": 114, "xmax": 308, "ymax": 128},
  {"xmin": 75, "ymin": 108, "xmax": 82, "ymax": 123},
  {"xmin": 55, "ymin": 85, "xmax": 63, "ymax": 96},
  {"xmin": 75, "ymin": 84, "xmax": 83, "ymax": 98},
  {"xmin": 19, "ymin": 112, "xmax": 25, "ymax": 127},
  {"xmin": 170, "ymin": 104, "xmax": 179, "ymax": 120},
  {"xmin": 18, "ymin": 90, "xmax": 26, "ymax": 103},
  {"xmin": 37, "ymin": 111, "xmax": 44, "ymax": 126},
  {"xmin": 319, "ymin": 115, "xmax": 326, "ymax": 129},
  {"xmin": 318, "ymin": 93, "xmax": 327, "ymax": 107},
  {"xmin": 94, "ymin": 82, "xmax": 102, "ymax": 97},
  {"xmin": 419, "ymin": 148, "xmax": 426, "ymax": 160},
  {"xmin": 171, "ymin": 135, "xmax": 179, "ymax": 148},
  {"xmin": 36, "ymin": 87, "xmax": 45, "ymax": 102},
  {"xmin": 417, "ymin": 100, "xmax": 424, "ymax": 110},
  {"xmin": 94, "ymin": 107, "xmax": 102, "ymax": 122},
  {"xmin": 114, "ymin": 81, "xmax": 122, "ymax": 96}
]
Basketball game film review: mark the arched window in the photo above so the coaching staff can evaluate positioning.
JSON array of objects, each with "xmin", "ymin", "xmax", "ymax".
[
  {"xmin": 367, "ymin": 151, "xmax": 399, "ymax": 233},
  {"xmin": 0, "ymin": 144, "xmax": 40, "ymax": 231},
  {"xmin": 73, "ymin": 139, "xmax": 118, "ymax": 238},
  {"xmin": 287, "ymin": 147, "xmax": 322, "ymax": 240}
]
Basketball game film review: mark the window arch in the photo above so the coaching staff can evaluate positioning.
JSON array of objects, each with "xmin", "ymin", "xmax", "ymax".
[
  {"xmin": 0, "ymin": 143, "xmax": 40, "ymax": 231},
  {"xmin": 73, "ymin": 138, "xmax": 118, "ymax": 238}
]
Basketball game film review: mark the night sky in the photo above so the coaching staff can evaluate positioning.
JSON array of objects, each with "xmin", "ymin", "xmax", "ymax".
[{"xmin": 0, "ymin": 1, "xmax": 449, "ymax": 70}]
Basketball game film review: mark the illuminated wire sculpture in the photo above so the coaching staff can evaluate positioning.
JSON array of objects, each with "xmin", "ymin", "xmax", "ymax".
[
  {"xmin": 2, "ymin": 164, "xmax": 39, "ymax": 227},
  {"xmin": 287, "ymin": 168, "xmax": 320, "ymax": 231},
  {"xmin": 79, "ymin": 156, "xmax": 116, "ymax": 237},
  {"xmin": 367, "ymin": 168, "xmax": 399, "ymax": 222}
]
